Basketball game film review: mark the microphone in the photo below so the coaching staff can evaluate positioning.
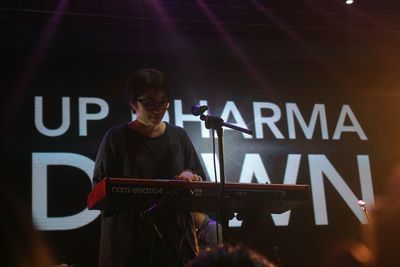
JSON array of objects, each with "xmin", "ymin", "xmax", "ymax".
[{"xmin": 191, "ymin": 105, "xmax": 208, "ymax": 116}]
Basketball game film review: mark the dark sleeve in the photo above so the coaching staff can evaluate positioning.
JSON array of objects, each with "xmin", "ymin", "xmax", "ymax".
[
  {"xmin": 202, "ymin": 219, "xmax": 223, "ymax": 248},
  {"xmin": 92, "ymin": 130, "xmax": 122, "ymax": 187},
  {"xmin": 180, "ymin": 129, "xmax": 207, "ymax": 180}
]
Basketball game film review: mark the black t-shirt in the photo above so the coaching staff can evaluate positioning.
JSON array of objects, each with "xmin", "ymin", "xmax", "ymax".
[
  {"xmin": 93, "ymin": 122, "xmax": 206, "ymax": 267},
  {"xmin": 94, "ymin": 122, "xmax": 205, "ymax": 183}
]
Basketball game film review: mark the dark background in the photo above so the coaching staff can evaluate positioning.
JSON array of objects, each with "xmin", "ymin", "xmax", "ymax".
[{"xmin": 2, "ymin": 0, "xmax": 400, "ymax": 266}]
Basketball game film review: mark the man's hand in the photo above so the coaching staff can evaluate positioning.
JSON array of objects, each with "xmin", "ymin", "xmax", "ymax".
[{"xmin": 175, "ymin": 170, "xmax": 202, "ymax": 182}]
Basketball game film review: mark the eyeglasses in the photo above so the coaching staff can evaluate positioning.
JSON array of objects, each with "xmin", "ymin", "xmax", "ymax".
[{"xmin": 136, "ymin": 98, "xmax": 169, "ymax": 111}]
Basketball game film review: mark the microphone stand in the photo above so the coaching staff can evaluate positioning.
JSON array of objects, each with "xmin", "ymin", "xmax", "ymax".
[{"xmin": 199, "ymin": 113, "xmax": 253, "ymax": 243}]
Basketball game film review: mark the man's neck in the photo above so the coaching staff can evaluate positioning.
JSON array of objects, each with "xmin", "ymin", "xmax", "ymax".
[{"xmin": 130, "ymin": 120, "xmax": 166, "ymax": 137}]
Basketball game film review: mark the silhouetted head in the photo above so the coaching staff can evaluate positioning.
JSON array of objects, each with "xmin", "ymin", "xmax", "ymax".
[{"xmin": 188, "ymin": 244, "xmax": 277, "ymax": 267}]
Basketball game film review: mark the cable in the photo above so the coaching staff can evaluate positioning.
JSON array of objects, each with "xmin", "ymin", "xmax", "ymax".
[{"xmin": 212, "ymin": 127, "xmax": 221, "ymax": 245}]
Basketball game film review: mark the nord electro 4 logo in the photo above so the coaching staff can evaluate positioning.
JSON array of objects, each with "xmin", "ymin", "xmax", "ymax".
[{"xmin": 111, "ymin": 186, "xmax": 163, "ymax": 194}]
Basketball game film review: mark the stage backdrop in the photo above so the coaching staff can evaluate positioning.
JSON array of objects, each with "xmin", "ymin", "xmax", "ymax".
[{"xmin": 3, "ymin": 9, "xmax": 400, "ymax": 267}]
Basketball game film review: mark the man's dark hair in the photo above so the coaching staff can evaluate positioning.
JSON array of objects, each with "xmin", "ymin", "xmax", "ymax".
[
  {"xmin": 188, "ymin": 245, "xmax": 276, "ymax": 267},
  {"xmin": 123, "ymin": 68, "xmax": 171, "ymax": 111}
]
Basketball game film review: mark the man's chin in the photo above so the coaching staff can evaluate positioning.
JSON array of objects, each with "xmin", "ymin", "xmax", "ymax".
[{"xmin": 149, "ymin": 118, "xmax": 162, "ymax": 125}]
